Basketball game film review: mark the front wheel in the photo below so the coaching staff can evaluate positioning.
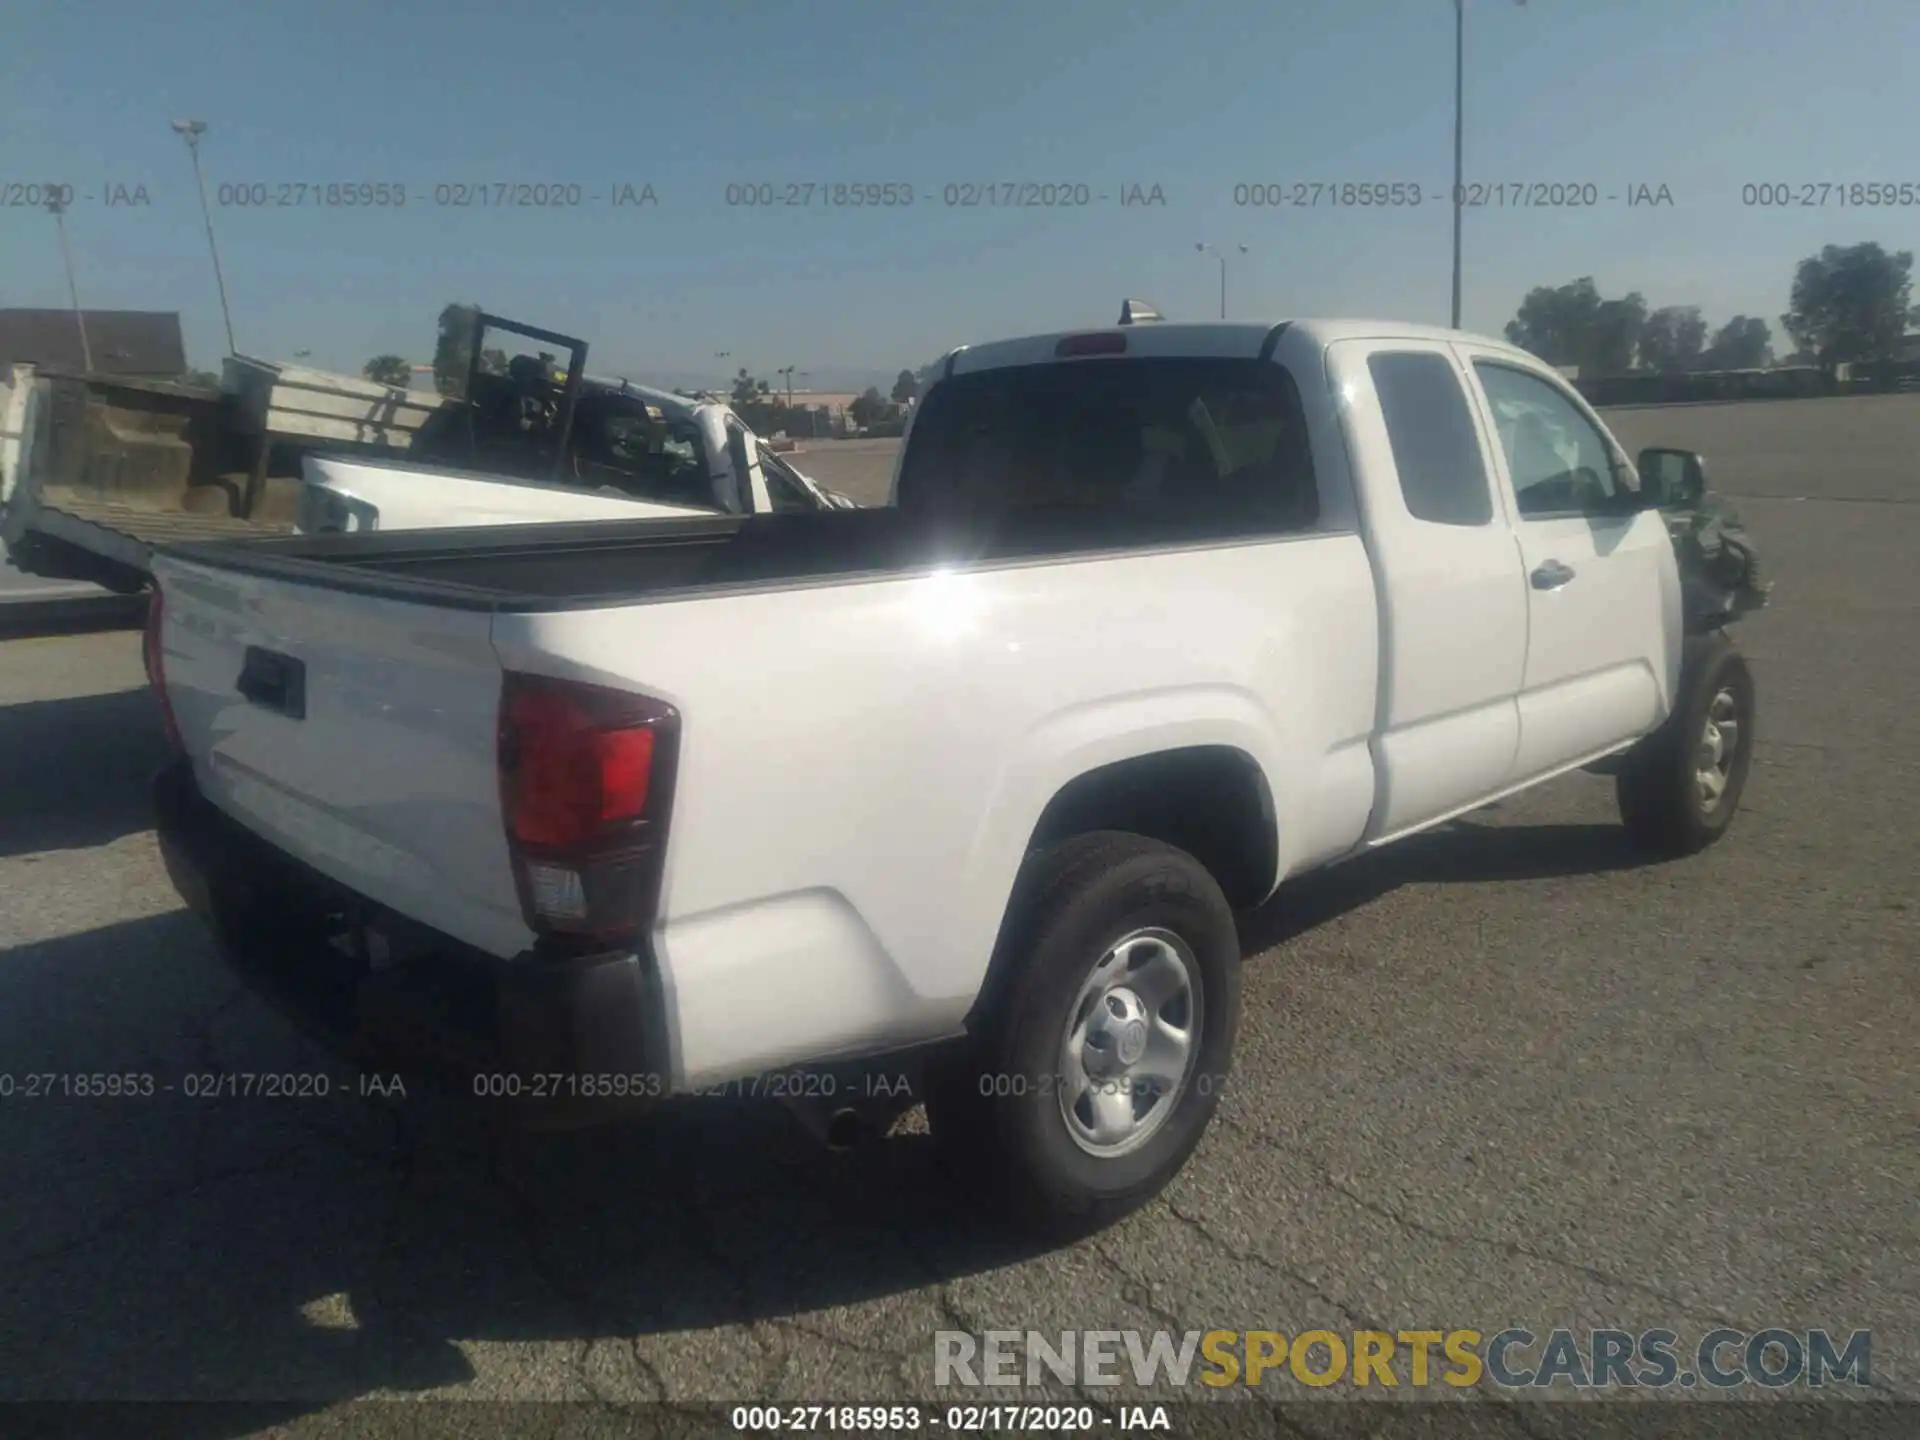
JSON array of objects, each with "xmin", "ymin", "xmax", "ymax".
[
  {"xmin": 926, "ymin": 832, "xmax": 1242, "ymax": 1239},
  {"xmin": 1617, "ymin": 631, "xmax": 1756, "ymax": 856}
]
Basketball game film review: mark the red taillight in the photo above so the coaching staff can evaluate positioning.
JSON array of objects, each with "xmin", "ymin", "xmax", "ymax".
[
  {"xmin": 1056, "ymin": 331, "xmax": 1128, "ymax": 358},
  {"xmin": 498, "ymin": 672, "xmax": 679, "ymax": 941},
  {"xmin": 143, "ymin": 587, "xmax": 185, "ymax": 755},
  {"xmin": 503, "ymin": 684, "xmax": 655, "ymax": 847}
]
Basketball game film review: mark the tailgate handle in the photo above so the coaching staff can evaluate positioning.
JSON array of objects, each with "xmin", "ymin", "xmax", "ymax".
[{"xmin": 237, "ymin": 647, "xmax": 307, "ymax": 720}]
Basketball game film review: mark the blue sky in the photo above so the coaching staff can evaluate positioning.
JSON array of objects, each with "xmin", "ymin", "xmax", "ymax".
[{"xmin": 3, "ymin": 0, "xmax": 1916, "ymax": 388}]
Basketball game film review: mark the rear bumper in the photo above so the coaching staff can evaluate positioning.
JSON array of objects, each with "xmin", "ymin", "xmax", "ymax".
[{"xmin": 152, "ymin": 757, "xmax": 667, "ymax": 1130}]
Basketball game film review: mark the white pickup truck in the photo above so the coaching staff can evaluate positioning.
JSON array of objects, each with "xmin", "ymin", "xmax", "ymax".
[
  {"xmin": 295, "ymin": 381, "xmax": 857, "ymax": 535},
  {"xmin": 146, "ymin": 318, "xmax": 1757, "ymax": 1236}
]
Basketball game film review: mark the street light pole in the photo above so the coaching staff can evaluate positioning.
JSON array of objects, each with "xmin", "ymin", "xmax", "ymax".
[
  {"xmin": 1190, "ymin": 243, "xmax": 1251, "ymax": 320},
  {"xmin": 172, "ymin": 119, "xmax": 237, "ymax": 355},
  {"xmin": 1450, "ymin": 0, "xmax": 1524, "ymax": 330},
  {"xmin": 1451, "ymin": 0, "xmax": 1466, "ymax": 329},
  {"xmin": 1196, "ymin": 243, "xmax": 1248, "ymax": 320},
  {"xmin": 45, "ymin": 192, "xmax": 94, "ymax": 372}
]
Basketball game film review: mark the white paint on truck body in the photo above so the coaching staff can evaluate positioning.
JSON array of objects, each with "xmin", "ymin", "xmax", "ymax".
[{"xmin": 153, "ymin": 317, "xmax": 1684, "ymax": 1090}]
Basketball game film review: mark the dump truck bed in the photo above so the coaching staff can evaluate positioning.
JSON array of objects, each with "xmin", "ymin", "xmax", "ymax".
[
  {"xmin": 26, "ymin": 494, "xmax": 286, "ymax": 562},
  {"xmin": 2, "ymin": 366, "xmax": 311, "ymax": 590}
]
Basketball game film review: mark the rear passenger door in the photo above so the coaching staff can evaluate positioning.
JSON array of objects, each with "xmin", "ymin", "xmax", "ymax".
[
  {"xmin": 1459, "ymin": 354, "xmax": 1675, "ymax": 779},
  {"xmin": 1328, "ymin": 340, "xmax": 1529, "ymax": 841}
]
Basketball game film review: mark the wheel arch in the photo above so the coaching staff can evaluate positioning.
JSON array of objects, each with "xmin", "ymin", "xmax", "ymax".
[{"xmin": 965, "ymin": 743, "xmax": 1278, "ymax": 1031}]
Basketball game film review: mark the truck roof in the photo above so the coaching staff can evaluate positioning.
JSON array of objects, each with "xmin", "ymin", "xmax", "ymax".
[
  {"xmin": 580, "ymin": 377, "xmax": 710, "ymax": 418},
  {"xmin": 941, "ymin": 319, "xmax": 1532, "ymax": 378}
]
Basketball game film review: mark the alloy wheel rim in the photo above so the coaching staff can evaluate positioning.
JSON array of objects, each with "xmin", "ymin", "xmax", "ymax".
[
  {"xmin": 1055, "ymin": 927, "xmax": 1201, "ymax": 1159},
  {"xmin": 1695, "ymin": 686, "xmax": 1743, "ymax": 812}
]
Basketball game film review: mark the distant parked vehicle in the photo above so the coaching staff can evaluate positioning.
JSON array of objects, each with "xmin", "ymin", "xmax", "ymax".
[{"xmin": 1, "ymin": 309, "xmax": 853, "ymax": 591}]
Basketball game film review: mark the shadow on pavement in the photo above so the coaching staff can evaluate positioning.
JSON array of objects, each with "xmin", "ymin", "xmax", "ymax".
[
  {"xmin": 0, "ymin": 909, "xmax": 1052, "ymax": 1431},
  {"xmin": 0, "ymin": 812, "xmax": 1658, "ymax": 1433},
  {"xmin": 0, "ymin": 687, "xmax": 173, "ymax": 858},
  {"xmin": 1238, "ymin": 812, "xmax": 1653, "ymax": 955}
]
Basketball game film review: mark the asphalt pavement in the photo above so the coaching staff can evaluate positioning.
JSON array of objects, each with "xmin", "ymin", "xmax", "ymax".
[{"xmin": 0, "ymin": 404, "xmax": 1914, "ymax": 1435}]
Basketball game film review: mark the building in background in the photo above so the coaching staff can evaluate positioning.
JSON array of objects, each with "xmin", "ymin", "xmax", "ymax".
[{"xmin": 0, "ymin": 309, "xmax": 187, "ymax": 378}]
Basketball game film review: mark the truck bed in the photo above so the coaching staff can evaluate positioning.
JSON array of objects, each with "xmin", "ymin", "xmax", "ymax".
[
  {"xmin": 158, "ymin": 502, "xmax": 1254, "ymax": 612},
  {"xmin": 160, "ymin": 506, "xmax": 981, "ymax": 610}
]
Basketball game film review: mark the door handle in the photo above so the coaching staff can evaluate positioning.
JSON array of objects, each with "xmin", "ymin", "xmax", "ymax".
[{"xmin": 1530, "ymin": 559, "xmax": 1576, "ymax": 590}]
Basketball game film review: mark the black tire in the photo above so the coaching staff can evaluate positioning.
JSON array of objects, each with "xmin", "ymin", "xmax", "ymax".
[
  {"xmin": 1616, "ymin": 631, "xmax": 1755, "ymax": 857},
  {"xmin": 925, "ymin": 831, "xmax": 1242, "ymax": 1239}
]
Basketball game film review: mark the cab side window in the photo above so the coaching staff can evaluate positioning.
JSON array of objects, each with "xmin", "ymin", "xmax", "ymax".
[
  {"xmin": 1472, "ymin": 362, "xmax": 1629, "ymax": 519},
  {"xmin": 1368, "ymin": 351, "xmax": 1493, "ymax": 526}
]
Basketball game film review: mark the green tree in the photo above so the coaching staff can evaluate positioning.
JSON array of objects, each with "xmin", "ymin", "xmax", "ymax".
[
  {"xmin": 730, "ymin": 367, "xmax": 763, "ymax": 406},
  {"xmin": 849, "ymin": 387, "xmax": 887, "ymax": 426},
  {"xmin": 432, "ymin": 302, "xmax": 483, "ymax": 396},
  {"xmin": 1504, "ymin": 277, "xmax": 1645, "ymax": 377},
  {"xmin": 362, "ymin": 354, "xmax": 412, "ymax": 387},
  {"xmin": 1780, "ymin": 242, "xmax": 1920, "ymax": 366},
  {"xmin": 891, "ymin": 368, "xmax": 919, "ymax": 405},
  {"xmin": 1639, "ymin": 306, "xmax": 1708, "ymax": 374},
  {"xmin": 1505, "ymin": 277, "xmax": 1603, "ymax": 368},
  {"xmin": 1699, "ymin": 316, "xmax": 1773, "ymax": 370},
  {"xmin": 1588, "ymin": 293, "xmax": 1647, "ymax": 377}
]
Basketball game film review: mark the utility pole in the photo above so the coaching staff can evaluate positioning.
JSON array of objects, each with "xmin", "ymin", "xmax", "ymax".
[
  {"xmin": 1196, "ymin": 243, "xmax": 1247, "ymax": 320},
  {"xmin": 45, "ymin": 191, "xmax": 94, "ymax": 372},
  {"xmin": 172, "ymin": 119, "xmax": 238, "ymax": 355}
]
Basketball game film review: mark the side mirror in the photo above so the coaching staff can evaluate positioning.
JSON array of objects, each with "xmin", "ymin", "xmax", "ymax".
[{"xmin": 1636, "ymin": 447, "xmax": 1706, "ymax": 510}]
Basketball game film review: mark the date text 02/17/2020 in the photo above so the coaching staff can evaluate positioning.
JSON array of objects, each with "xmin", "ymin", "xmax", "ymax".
[
  {"xmin": 721, "ymin": 182, "xmax": 1169, "ymax": 208},
  {"xmin": 1230, "ymin": 181, "xmax": 1676, "ymax": 208},
  {"xmin": 205, "ymin": 181, "xmax": 661, "ymax": 209},
  {"xmin": 467, "ymin": 1070, "xmax": 916, "ymax": 1102},
  {"xmin": 729, "ymin": 1403, "xmax": 1171, "ymax": 1432},
  {"xmin": 0, "ymin": 1071, "xmax": 405, "ymax": 1100}
]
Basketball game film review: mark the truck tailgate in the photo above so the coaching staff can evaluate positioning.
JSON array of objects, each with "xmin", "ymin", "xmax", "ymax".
[{"xmin": 152, "ymin": 552, "xmax": 533, "ymax": 960}]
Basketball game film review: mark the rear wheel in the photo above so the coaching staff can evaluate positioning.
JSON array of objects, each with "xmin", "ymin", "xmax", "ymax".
[
  {"xmin": 926, "ymin": 832, "xmax": 1241, "ymax": 1239},
  {"xmin": 1617, "ymin": 631, "xmax": 1755, "ymax": 856}
]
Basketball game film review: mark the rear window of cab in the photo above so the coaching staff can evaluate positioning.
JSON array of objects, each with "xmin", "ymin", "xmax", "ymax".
[{"xmin": 895, "ymin": 358, "xmax": 1319, "ymax": 541}]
